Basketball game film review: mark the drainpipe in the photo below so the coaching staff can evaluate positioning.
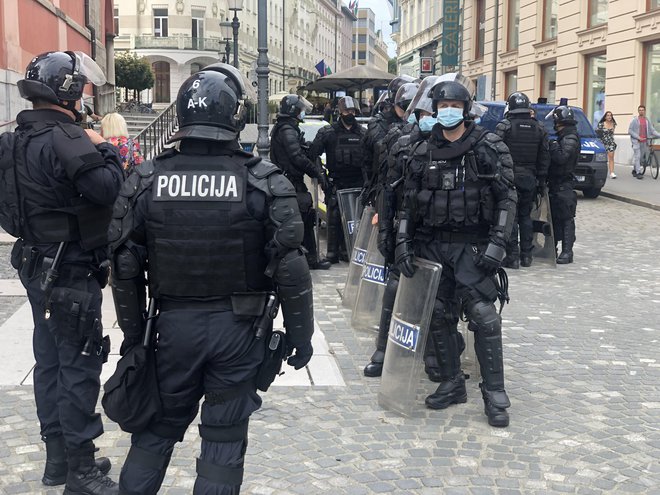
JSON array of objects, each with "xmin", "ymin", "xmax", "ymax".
[
  {"xmin": 84, "ymin": 0, "xmax": 98, "ymax": 110},
  {"xmin": 491, "ymin": 0, "xmax": 499, "ymax": 101}
]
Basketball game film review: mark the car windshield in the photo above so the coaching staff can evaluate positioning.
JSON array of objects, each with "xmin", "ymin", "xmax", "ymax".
[{"xmin": 479, "ymin": 104, "xmax": 597, "ymax": 138}]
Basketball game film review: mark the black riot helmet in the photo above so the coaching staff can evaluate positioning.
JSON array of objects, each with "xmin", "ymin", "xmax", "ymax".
[
  {"xmin": 337, "ymin": 96, "xmax": 359, "ymax": 115},
  {"xmin": 430, "ymin": 80, "xmax": 472, "ymax": 117},
  {"xmin": 387, "ymin": 75, "xmax": 418, "ymax": 102},
  {"xmin": 169, "ymin": 62, "xmax": 256, "ymax": 143},
  {"xmin": 17, "ymin": 51, "xmax": 106, "ymax": 112},
  {"xmin": 546, "ymin": 105, "xmax": 577, "ymax": 128},
  {"xmin": 394, "ymin": 82, "xmax": 419, "ymax": 111},
  {"xmin": 505, "ymin": 92, "xmax": 531, "ymax": 115},
  {"xmin": 279, "ymin": 94, "xmax": 313, "ymax": 120}
]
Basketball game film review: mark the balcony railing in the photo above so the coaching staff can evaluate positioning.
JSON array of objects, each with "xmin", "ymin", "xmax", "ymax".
[
  {"xmin": 134, "ymin": 101, "xmax": 178, "ymax": 160},
  {"xmin": 135, "ymin": 36, "xmax": 223, "ymax": 52}
]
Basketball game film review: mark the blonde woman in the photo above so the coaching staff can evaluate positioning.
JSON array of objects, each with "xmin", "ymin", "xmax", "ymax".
[{"xmin": 100, "ymin": 113, "xmax": 144, "ymax": 173}]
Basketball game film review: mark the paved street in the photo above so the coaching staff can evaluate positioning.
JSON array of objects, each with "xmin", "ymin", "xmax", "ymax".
[{"xmin": 0, "ymin": 194, "xmax": 659, "ymax": 494}]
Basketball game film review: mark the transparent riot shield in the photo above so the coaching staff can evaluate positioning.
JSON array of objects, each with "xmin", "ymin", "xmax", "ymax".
[
  {"xmin": 530, "ymin": 190, "xmax": 556, "ymax": 266},
  {"xmin": 378, "ymin": 258, "xmax": 442, "ymax": 417},
  {"xmin": 351, "ymin": 226, "xmax": 387, "ymax": 333},
  {"xmin": 337, "ymin": 187, "xmax": 363, "ymax": 254},
  {"xmin": 342, "ymin": 206, "xmax": 375, "ymax": 309}
]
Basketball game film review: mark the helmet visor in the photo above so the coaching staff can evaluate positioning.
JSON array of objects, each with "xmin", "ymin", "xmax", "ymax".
[
  {"xmin": 73, "ymin": 51, "xmax": 107, "ymax": 86},
  {"xmin": 297, "ymin": 95, "xmax": 313, "ymax": 114},
  {"xmin": 405, "ymin": 76, "xmax": 439, "ymax": 118},
  {"xmin": 338, "ymin": 96, "xmax": 358, "ymax": 113}
]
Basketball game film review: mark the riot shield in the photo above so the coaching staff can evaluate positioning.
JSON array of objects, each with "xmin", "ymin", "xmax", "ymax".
[
  {"xmin": 378, "ymin": 258, "xmax": 443, "ymax": 417},
  {"xmin": 351, "ymin": 226, "xmax": 387, "ymax": 333},
  {"xmin": 337, "ymin": 187, "xmax": 363, "ymax": 254},
  {"xmin": 342, "ymin": 206, "xmax": 375, "ymax": 309},
  {"xmin": 530, "ymin": 189, "xmax": 556, "ymax": 266}
]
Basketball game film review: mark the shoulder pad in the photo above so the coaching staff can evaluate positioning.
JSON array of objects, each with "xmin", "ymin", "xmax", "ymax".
[
  {"xmin": 134, "ymin": 159, "xmax": 155, "ymax": 179},
  {"xmin": 54, "ymin": 121, "xmax": 87, "ymax": 139},
  {"xmin": 317, "ymin": 125, "xmax": 334, "ymax": 137},
  {"xmin": 412, "ymin": 141, "xmax": 428, "ymax": 157},
  {"xmin": 268, "ymin": 171, "xmax": 296, "ymax": 198},
  {"xmin": 397, "ymin": 134, "xmax": 412, "ymax": 148},
  {"xmin": 249, "ymin": 157, "xmax": 279, "ymax": 179},
  {"xmin": 108, "ymin": 163, "xmax": 155, "ymax": 246}
]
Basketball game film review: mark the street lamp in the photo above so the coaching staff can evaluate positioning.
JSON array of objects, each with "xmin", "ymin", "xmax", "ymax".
[
  {"xmin": 228, "ymin": 0, "xmax": 244, "ymax": 69},
  {"xmin": 256, "ymin": 0, "xmax": 270, "ymax": 155},
  {"xmin": 219, "ymin": 20, "xmax": 232, "ymax": 64}
]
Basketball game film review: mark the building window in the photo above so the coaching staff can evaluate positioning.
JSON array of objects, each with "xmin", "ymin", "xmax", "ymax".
[
  {"xmin": 644, "ymin": 42, "xmax": 660, "ymax": 131},
  {"xmin": 651, "ymin": 0, "xmax": 660, "ymax": 11},
  {"xmin": 585, "ymin": 53, "xmax": 606, "ymax": 128},
  {"xmin": 358, "ymin": 51, "xmax": 366, "ymax": 60},
  {"xmin": 540, "ymin": 63, "xmax": 556, "ymax": 104},
  {"xmin": 505, "ymin": 71, "xmax": 518, "ymax": 97},
  {"xmin": 589, "ymin": 0, "xmax": 608, "ymax": 27},
  {"xmin": 154, "ymin": 8, "xmax": 168, "ymax": 37},
  {"xmin": 153, "ymin": 61, "xmax": 170, "ymax": 102},
  {"xmin": 507, "ymin": 0, "xmax": 519, "ymax": 51},
  {"xmin": 475, "ymin": 0, "xmax": 485, "ymax": 59},
  {"xmin": 113, "ymin": 7, "xmax": 119, "ymax": 35},
  {"xmin": 543, "ymin": 0, "xmax": 558, "ymax": 39},
  {"xmin": 192, "ymin": 9, "xmax": 205, "ymax": 50}
]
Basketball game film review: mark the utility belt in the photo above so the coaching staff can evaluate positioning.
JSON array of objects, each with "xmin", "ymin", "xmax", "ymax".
[{"xmin": 433, "ymin": 229, "xmax": 489, "ymax": 244}]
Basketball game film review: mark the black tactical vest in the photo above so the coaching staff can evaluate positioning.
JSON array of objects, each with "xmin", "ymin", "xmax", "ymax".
[
  {"xmin": 330, "ymin": 127, "xmax": 364, "ymax": 184},
  {"xmin": 12, "ymin": 121, "xmax": 113, "ymax": 249},
  {"xmin": 504, "ymin": 117, "xmax": 543, "ymax": 176},
  {"xmin": 415, "ymin": 136, "xmax": 494, "ymax": 231},
  {"xmin": 145, "ymin": 152, "xmax": 270, "ymax": 298}
]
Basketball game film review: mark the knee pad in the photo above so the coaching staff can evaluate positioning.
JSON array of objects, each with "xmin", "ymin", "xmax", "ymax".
[
  {"xmin": 196, "ymin": 419, "xmax": 249, "ymax": 488},
  {"xmin": 466, "ymin": 300, "xmax": 501, "ymax": 336}
]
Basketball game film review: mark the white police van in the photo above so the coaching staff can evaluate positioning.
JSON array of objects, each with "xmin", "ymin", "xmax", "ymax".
[{"xmin": 478, "ymin": 101, "xmax": 608, "ymax": 198}]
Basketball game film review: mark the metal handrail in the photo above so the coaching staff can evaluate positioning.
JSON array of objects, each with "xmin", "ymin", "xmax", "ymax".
[
  {"xmin": 0, "ymin": 120, "xmax": 17, "ymax": 131},
  {"xmin": 133, "ymin": 101, "xmax": 177, "ymax": 160}
]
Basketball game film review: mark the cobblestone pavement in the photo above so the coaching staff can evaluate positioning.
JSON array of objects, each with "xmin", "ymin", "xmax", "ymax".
[{"xmin": 1, "ymin": 196, "xmax": 659, "ymax": 494}]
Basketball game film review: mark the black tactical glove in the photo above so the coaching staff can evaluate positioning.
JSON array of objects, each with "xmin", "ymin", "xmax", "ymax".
[
  {"xmin": 119, "ymin": 334, "xmax": 142, "ymax": 356},
  {"xmin": 377, "ymin": 227, "xmax": 395, "ymax": 263},
  {"xmin": 286, "ymin": 341, "xmax": 314, "ymax": 370},
  {"xmin": 319, "ymin": 174, "xmax": 331, "ymax": 195},
  {"xmin": 395, "ymin": 237, "xmax": 416, "ymax": 278},
  {"xmin": 476, "ymin": 242, "xmax": 506, "ymax": 276}
]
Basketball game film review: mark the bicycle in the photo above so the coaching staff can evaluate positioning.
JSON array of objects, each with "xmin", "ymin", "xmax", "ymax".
[{"xmin": 640, "ymin": 139, "xmax": 660, "ymax": 179}]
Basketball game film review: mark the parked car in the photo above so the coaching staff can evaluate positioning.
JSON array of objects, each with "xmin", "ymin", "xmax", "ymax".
[{"xmin": 478, "ymin": 101, "xmax": 608, "ymax": 198}]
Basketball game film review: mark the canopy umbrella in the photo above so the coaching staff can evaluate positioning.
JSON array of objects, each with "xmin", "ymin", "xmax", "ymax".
[{"xmin": 305, "ymin": 65, "xmax": 396, "ymax": 106}]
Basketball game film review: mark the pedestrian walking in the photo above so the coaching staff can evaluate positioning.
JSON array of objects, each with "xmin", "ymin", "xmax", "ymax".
[
  {"xmin": 547, "ymin": 106, "xmax": 580, "ymax": 264},
  {"xmin": 1, "ymin": 51, "xmax": 123, "ymax": 493},
  {"xmin": 395, "ymin": 79, "xmax": 517, "ymax": 427},
  {"xmin": 628, "ymin": 105, "xmax": 660, "ymax": 179},
  {"xmin": 109, "ymin": 63, "xmax": 315, "ymax": 494},
  {"xmin": 495, "ymin": 92, "xmax": 550, "ymax": 268},
  {"xmin": 308, "ymin": 96, "xmax": 366, "ymax": 264},
  {"xmin": 270, "ymin": 94, "xmax": 332, "ymax": 269},
  {"xmin": 596, "ymin": 111, "xmax": 617, "ymax": 179}
]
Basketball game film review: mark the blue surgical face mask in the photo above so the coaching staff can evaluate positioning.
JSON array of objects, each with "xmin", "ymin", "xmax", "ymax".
[
  {"xmin": 299, "ymin": 111, "xmax": 306, "ymax": 121},
  {"xmin": 419, "ymin": 116, "xmax": 436, "ymax": 132},
  {"xmin": 407, "ymin": 113, "xmax": 417, "ymax": 124},
  {"xmin": 436, "ymin": 107, "xmax": 464, "ymax": 128}
]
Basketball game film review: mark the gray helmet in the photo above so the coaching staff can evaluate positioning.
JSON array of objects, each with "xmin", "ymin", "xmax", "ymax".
[
  {"xmin": 18, "ymin": 51, "xmax": 106, "ymax": 112},
  {"xmin": 394, "ymin": 82, "xmax": 419, "ymax": 111},
  {"xmin": 170, "ymin": 62, "xmax": 255, "ymax": 143},
  {"xmin": 337, "ymin": 96, "xmax": 359, "ymax": 115}
]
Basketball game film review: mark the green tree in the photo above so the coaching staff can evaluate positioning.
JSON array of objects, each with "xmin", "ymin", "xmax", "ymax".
[
  {"xmin": 115, "ymin": 52, "xmax": 154, "ymax": 102},
  {"xmin": 388, "ymin": 57, "xmax": 398, "ymax": 75}
]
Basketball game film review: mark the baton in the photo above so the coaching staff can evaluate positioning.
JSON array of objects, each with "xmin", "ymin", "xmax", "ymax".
[
  {"xmin": 40, "ymin": 242, "xmax": 66, "ymax": 293},
  {"xmin": 143, "ymin": 297, "xmax": 157, "ymax": 348}
]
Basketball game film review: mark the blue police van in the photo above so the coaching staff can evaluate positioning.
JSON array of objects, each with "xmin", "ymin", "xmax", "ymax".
[{"xmin": 478, "ymin": 101, "xmax": 608, "ymax": 198}]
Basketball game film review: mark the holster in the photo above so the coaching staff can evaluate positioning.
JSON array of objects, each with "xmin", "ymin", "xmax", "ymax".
[{"xmin": 255, "ymin": 330, "xmax": 287, "ymax": 392}]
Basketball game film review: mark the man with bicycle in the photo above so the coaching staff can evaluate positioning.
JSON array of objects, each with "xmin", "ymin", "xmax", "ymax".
[{"xmin": 628, "ymin": 105, "xmax": 660, "ymax": 180}]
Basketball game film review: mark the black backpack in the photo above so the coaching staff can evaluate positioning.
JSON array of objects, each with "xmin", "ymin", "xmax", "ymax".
[{"xmin": 0, "ymin": 132, "xmax": 22, "ymax": 237}]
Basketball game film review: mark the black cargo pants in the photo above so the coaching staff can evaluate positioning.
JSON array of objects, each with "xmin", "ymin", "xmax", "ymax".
[{"xmin": 119, "ymin": 306, "xmax": 265, "ymax": 495}]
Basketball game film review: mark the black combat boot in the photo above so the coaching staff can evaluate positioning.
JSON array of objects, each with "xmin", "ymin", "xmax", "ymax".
[
  {"xmin": 556, "ymin": 219, "xmax": 575, "ymax": 264},
  {"xmin": 502, "ymin": 256, "xmax": 519, "ymax": 269},
  {"xmin": 307, "ymin": 256, "xmax": 331, "ymax": 270},
  {"xmin": 363, "ymin": 349, "xmax": 385, "ymax": 377},
  {"xmin": 42, "ymin": 435, "xmax": 111, "ymax": 486},
  {"xmin": 64, "ymin": 443, "xmax": 118, "ymax": 495},
  {"xmin": 474, "ymin": 329, "xmax": 510, "ymax": 427},
  {"xmin": 325, "ymin": 221, "xmax": 340, "ymax": 264},
  {"xmin": 425, "ymin": 372, "xmax": 467, "ymax": 409},
  {"xmin": 520, "ymin": 253, "xmax": 533, "ymax": 267}
]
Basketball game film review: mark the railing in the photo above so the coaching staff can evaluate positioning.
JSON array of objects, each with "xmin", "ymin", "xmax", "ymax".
[
  {"xmin": 0, "ymin": 120, "xmax": 17, "ymax": 132},
  {"xmin": 134, "ymin": 101, "xmax": 177, "ymax": 160},
  {"xmin": 135, "ymin": 36, "xmax": 223, "ymax": 52}
]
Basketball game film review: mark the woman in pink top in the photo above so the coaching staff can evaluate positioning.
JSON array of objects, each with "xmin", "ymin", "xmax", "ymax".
[{"xmin": 100, "ymin": 113, "xmax": 144, "ymax": 173}]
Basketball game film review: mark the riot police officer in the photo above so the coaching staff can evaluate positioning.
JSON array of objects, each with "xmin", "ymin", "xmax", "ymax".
[
  {"xmin": 0, "ymin": 51, "xmax": 123, "ymax": 493},
  {"xmin": 271, "ymin": 94, "xmax": 332, "ymax": 269},
  {"xmin": 495, "ymin": 92, "xmax": 550, "ymax": 268},
  {"xmin": 395, "ymin": 80, "xmax": 517, "ymax": 427},
  {"xmin": 308, "ymin": 96, "xmax": 366, "ymax": 263},
  {"xmin": 547, "ymin": 106, "xmax": 580, "ymax": 264},
  {"xmin": 361, "ymin": 75, "xmax": 417, "ymax": 206},
  {"xmin": 110, "ymin": 63, "xmax": 314, "ymax": 494}
]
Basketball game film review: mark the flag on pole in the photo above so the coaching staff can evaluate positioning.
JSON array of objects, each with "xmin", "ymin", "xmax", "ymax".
[
  {"xmin": 315, "ymin": 60, "xmax": 326, "ymax": 76},
  {"xmin": 349, "ymin": 0, "xmax": 359, "ymax": 16},
  {"xmin": 325, "ymin": 66, "xmax": 332, "ymax": 75}
]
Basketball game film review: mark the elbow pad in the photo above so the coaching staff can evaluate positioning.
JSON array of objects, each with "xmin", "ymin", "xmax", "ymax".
[
  {"xmin": 111, "ymin": 244, "xmax": 146, "ymax": 338},
  {"xmin": 274, "ymin": 249, "xmax": 314, "ymax": 347},
  {"xmin": 269, "ymin": 173, "xmax": 304, "ymax": 250}
]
